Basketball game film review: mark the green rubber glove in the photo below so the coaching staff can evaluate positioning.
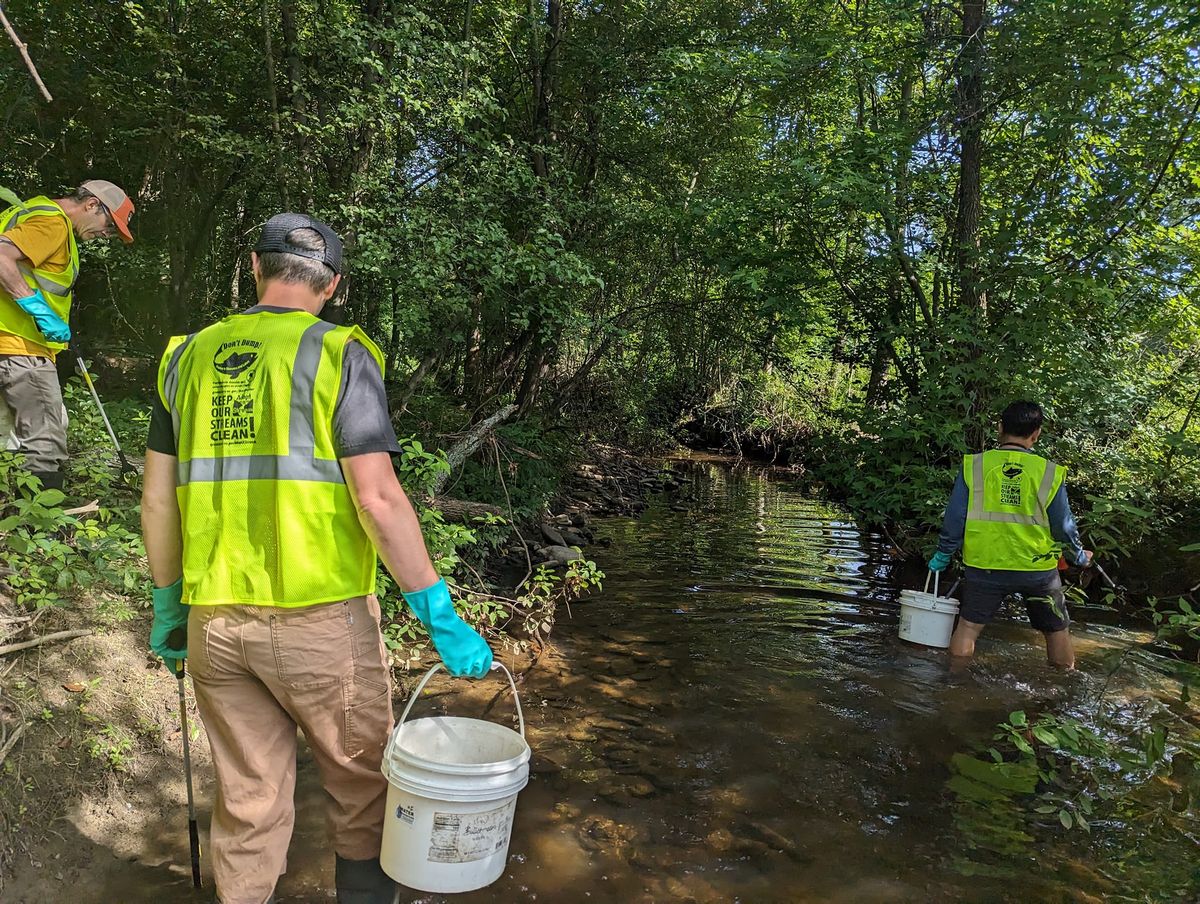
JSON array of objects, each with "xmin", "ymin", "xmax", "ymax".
[
  {"xmin": 402, "ymin": 578, "xmax": 493, "ymax": 678},
  {"xmin": 928, "ymin": 551, "xmax": 953, "ymax": 573},
  {"xmin": 14, "ymin": 290, "xmax": 71, "ymax": 343},
  {"xmin": 149, "ymin": 578, "xmax": 188, "ymax": 671}
]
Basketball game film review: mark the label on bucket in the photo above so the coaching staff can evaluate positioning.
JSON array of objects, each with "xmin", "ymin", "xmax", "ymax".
[{"xmin": 428, "ymin": 804, "xmax": 512, "ymax": 864}]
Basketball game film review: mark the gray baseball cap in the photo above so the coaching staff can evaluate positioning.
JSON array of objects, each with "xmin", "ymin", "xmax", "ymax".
[{"xmin": 254, "ymin": 213, "xmax": 343, "ymax": 275}]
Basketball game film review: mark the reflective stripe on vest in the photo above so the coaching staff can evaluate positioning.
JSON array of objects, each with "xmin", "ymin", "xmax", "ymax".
[{"xmin": 0, "ymin": 197, "xmax": 79, "ymax": 351}]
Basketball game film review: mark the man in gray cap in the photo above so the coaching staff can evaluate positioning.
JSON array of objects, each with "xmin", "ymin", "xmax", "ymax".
[
  {"xmin": 141, "ymin": 213, "xmax": 492, "ymax": 903},
  {"xmin": 0, "ymin": 180, "xmax": 135, "ymax": 490}
]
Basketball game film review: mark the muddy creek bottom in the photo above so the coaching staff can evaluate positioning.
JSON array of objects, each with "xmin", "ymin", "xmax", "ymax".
[{"xmin": 31, "ymin": 459, "xmax": 1199, "ymax": 902}]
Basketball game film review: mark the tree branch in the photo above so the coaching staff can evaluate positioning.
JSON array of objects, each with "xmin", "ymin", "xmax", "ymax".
[
  {"xmin": 0, "ymin": 4, "xmax": 53, "ymax": 102},
  {"xmin": 0, "ymin": 629, "xmax": 93, "ymax": 657}
]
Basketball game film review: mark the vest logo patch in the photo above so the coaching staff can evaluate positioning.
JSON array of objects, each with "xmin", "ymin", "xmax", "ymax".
[
  {"xmin": 210, "ymin": 339, "xmax": 262, "ymax": 445},
  {"xmin": 1000, "ymin": 462, "xmax": 1023, "ymax": 507},
  {"xmin": 214, "ymin": 349, "xmax": 259, "ymax": 378}
]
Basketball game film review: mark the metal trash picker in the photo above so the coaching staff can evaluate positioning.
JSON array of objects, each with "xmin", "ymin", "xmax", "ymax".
[
  {"xmin": 167, "ymin": 627, "xmax": 202, "ymax": 889},
  {"xmin": 72, "ymin": 354, "xmax": 136, "ymax": 475}
]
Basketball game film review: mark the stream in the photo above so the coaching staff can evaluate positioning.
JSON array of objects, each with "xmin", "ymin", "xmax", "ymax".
[{"xmin": 23, "ymin": 456, "xmax": 1199, "ymax": 903}]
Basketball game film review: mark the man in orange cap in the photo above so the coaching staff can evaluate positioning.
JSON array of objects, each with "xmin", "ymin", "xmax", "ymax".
[{"xmin": 0, "ymin": 180, "xmax": 134, "ymax": 490}]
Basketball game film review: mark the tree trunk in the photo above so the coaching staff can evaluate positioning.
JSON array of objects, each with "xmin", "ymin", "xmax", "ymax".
[
  {"xmin": 280, "ymin": 0, "xmax": 310, "ymax": 206},
  {"xmin": 954, "ymin": 0, "xmax": 986, "ymax": 318},
  {"xmin": 261, "ymin": 0, "xmax": 289, "ymax": 207},
  {"xmin": 954, "ymin": 0, "xmax": 990, "ymax": 445}
]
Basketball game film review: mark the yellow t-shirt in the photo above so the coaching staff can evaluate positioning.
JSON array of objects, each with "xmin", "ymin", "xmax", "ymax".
[{"xmin": 0, "ymin": 213, "xmax": 72, "ymax": 359}]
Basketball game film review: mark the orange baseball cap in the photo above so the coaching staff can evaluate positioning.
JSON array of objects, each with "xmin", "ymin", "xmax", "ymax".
[{"xmin": 80, "ymin": 179, "xmax": 135, "ymax": 244}]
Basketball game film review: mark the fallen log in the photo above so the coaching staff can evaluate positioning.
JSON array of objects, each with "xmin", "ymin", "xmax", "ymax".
[
  {"xmin": 425, "ymin": 497, "xmax": 504, "ymax": 523},
  {"xmin": 429, "ymin": 403, "xmax": 518, "ymax": 496},
  {"xmin": 0, "ymin": 628, "xmax": 93, "ymax": 657}
]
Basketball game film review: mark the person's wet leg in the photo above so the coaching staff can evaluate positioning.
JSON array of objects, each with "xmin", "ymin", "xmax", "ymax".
[
  {"xmin": 949, "ymin": 618, "xmax": 985, "ymax": 660},
  {"xmin": 1044, "ymin": 628, "xmax": 1075, "ymax": 669}
]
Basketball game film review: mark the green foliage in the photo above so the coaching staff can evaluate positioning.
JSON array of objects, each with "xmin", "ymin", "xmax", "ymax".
[
  {"xmin": 378, "ymin": 437, "xmax": 605, "ymax": 665},
  {"xmin": 949, "ymin": 704, "xmax": 1181, "ymax": 867},
  {"xmin": 1, "ymin": 0, "xmax": 1194, "ymax": 569},
  {"xmin": 0, "ymin": 462, "xmax": 143, "ymax": 610},
  {"xmin": 84, "ymin": 725, "xmax": 135, "ymax": 771}
]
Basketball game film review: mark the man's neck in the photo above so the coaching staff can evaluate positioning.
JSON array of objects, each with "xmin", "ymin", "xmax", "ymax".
[
  {"xmin": 55, "ymin": 198, "xmax": 83, "ymax": 232},
  {"xmin": 254, "ymin": 285, "xmax": 323, "ymax": 315},
  {"xmin": 998, "ymin": 435, "xmax": 1034, "ymax": 450}
]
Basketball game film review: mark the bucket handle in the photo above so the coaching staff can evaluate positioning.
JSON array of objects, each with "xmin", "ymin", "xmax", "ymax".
[
  {"xmin": 923, "ymin": 569, "xmax": 940, "ymax": 599},
  {"xmin": 396, "ymin": 662, "xmax": 526, "ymax": 739}
]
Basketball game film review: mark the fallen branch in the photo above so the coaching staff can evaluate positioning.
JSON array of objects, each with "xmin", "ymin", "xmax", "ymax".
[
  {"xmin": 0, "ymin": 720, "xmax": 26, "ymax": 770},
  {"xmin": 429, "ymin": 403, "xmax": 518, "ymax": 495},
  {"xmin": 0, "ymin": 628, "xmax": 92, "ymax": 657},
  {"xmin": 0, "ymin": 5, "xmax": 53, "ymax": 102}
]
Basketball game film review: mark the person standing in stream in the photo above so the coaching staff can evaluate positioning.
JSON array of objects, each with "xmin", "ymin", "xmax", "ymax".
[
  {"xmin": 0, "ymin": 181, "xmax": 135, "ymax": 491},
  {"xmin": 140, "ymin": 213, "xmax": 493, "ymax": 904},
  {"xmin": 928, "ymin": 401, "xmax": 1092, "ymax": 668}
]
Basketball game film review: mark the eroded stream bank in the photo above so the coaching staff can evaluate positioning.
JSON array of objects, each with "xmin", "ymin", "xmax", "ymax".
[{"xmin": 6, "ymin": 456, "xmax": 1198, "ymax": 902}]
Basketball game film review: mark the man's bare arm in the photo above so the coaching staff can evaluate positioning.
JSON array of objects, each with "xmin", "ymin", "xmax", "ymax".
[
  {"xmin": 141, "ymin": 450, "xmax": 183, "ymax": 587},
  {"xmin": 341, "ymin": 452, "xmax": 439, "ymax": 592},
  {"xmin": 0, "ymin": 239, "xmax": 33, "ymax": 300}
]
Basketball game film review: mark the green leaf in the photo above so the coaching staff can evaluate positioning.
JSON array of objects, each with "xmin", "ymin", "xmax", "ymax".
[
  {"xmin": 36, "ymin": 489, "xmax": 66, "ymax": 506},
  {"xmin": 950, "ymin": 754, "xmax": 1038, "ymax": 794},
  {"xmin": 1009, "ymin": 711, "xmax": 1028, "ymax": 728},
  {"xmin": 1059, "ymin": 810, "xmax": 1073, "ymax": 829},
  {"xmin": 1031, "ymin": 726, "xmax": 1059, "ymax": 747}
]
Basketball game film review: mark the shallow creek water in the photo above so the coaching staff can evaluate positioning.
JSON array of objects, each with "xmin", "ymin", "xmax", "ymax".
[{"xmin": 40, "ymin": 456, "xmax": 1199, "ymax": 902}]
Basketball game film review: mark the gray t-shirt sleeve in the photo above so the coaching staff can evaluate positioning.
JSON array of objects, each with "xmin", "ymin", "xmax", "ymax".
[
  {"xmin": 146, "ymin": 392, "xmax": 176, "ymax": 456},
  {"xmin": 334, "ymin": 341, "xmax": 402, "ymax": 458}
]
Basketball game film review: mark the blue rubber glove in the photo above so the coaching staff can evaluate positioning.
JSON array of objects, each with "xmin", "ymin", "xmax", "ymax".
[
  {"xmin": 13, "ymin": 290, "xmax": 71, "ymax": 343},
  {"xmin": 149, "ymin": 578, "xmax": 188, "ymax": 672},
  {"xmin": 402, "ymin": 578, "xmax": 493, "ymax": 678},
  {"xmin": 928, "ymin": 551, "xmax": 953, "ymax": 573}
]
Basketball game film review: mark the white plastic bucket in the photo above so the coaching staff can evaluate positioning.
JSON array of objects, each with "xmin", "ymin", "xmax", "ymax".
[
  {"xmin": 898, "ymin": 571, "xmax": 960, "ymax": 648},
  {"xmin": 380, "ymin": 663, "xmax": 530, "ymax": 893}
]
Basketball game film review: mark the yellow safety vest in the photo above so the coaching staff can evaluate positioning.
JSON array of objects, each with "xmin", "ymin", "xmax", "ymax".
[
  {"xmin": 962, "ymin": 449, "xmax": 1065, "ymax": 572},
  {"xmin": 157, "ymin": 309, "xmax": 385, "ymax": 607},
  {"xmin": 0, "ymin": 195, "xmax": 79, "ymax": 352}
]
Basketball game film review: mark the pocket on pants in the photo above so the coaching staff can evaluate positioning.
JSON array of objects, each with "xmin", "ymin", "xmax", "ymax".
[
  {"xmin": 344, "ymin": 676, "xmax": 390, "ymax": 760},
  {"xmin": 187, "ymin": 606, "xmax": 218, "ymax": 681},
  {"xmin": 343, "ymin": 613, "xmax": 391, "ymax": 759},
  {"xmin": 272, "ymin": 602, "xmax": 352, "ymax": 690}
]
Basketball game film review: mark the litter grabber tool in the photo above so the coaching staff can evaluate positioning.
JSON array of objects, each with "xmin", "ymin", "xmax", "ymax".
[
  {"xmin": 1091, "ymin": 560, "xmax": 1119, "ymax": 591},
  {"xmin": 73, "ymin": 354, "xmax": 136, "ymax": 476},
  {"xmin": 167, "ymin": 628, "xmax": 202, "ymax": 889},
  {"xmin": 1061, "ymin": 552, "xmax": 1123, "ymax": 595}
]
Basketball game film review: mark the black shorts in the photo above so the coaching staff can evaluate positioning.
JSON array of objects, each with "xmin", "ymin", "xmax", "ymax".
[{"xmin": 959, "ymin": 568, "xmax": 1069, "ymax": 633}]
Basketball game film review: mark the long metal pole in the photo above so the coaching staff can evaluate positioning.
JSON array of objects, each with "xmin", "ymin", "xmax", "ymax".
[
  {"xmin": 171, "ymin": 649, "xmax": 202, "ymax": 888},
  {"xmin": 74, "ymin": 355, "xmax": 134, "ymax": 473}
]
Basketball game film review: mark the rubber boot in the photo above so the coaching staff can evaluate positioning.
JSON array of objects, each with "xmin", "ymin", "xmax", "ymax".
[
  {"xmin": 335, "ymin": 855, "xmax": 396, "ymax": 904},
  {"xmin": 29, "ymin": 470, "xmax": 64, "ymax": 492}
]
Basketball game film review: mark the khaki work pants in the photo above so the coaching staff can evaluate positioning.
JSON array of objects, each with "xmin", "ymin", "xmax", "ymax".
[
  {"xmin": 0, "ymin": 354, "xmax": 68, "ymax": 472},
  {"xmin": 189, "ymin": 596, "xmax": 394, "ymax": 904}
]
